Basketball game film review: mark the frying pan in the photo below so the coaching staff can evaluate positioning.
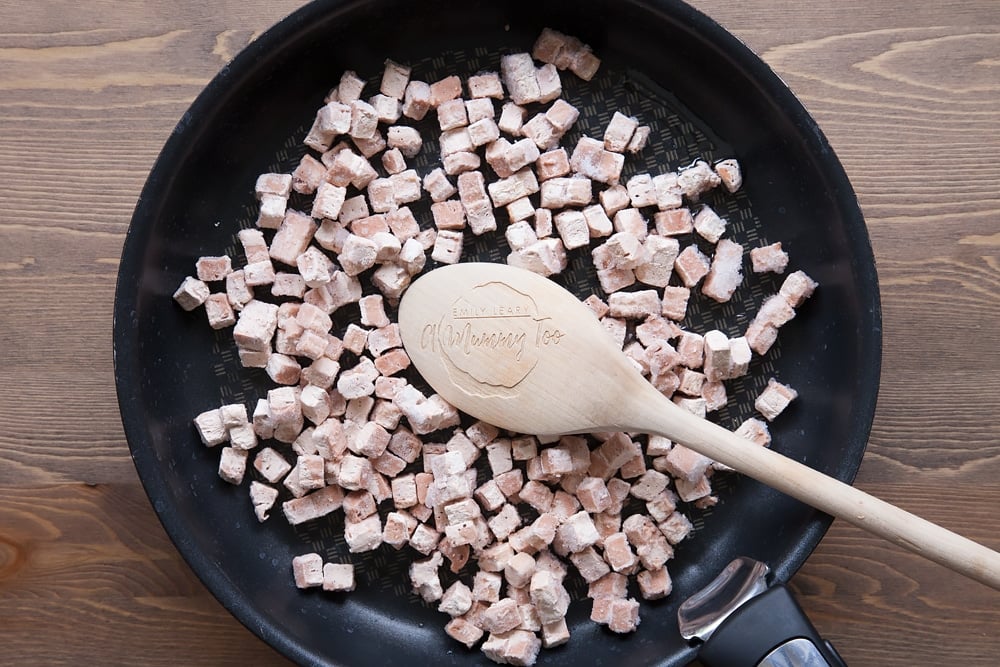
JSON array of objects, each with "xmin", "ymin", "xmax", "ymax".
[{"xmin": 112, "ymin": 0, "xmax": 881, "ymax": 665}]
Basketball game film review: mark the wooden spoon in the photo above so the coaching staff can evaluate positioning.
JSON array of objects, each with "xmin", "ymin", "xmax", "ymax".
[{"xmin": 398, "ymin": 262, "xmax": 1000, "ymax": 591}]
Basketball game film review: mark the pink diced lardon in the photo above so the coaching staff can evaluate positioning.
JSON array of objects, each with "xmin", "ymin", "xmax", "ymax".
[
  {"xmin": 437, "ymin": 98, "xmax": 468, "ymax": 131},
  {"xmin": 693, "ymin": 205, "xmax": 727, "ymax": 244},
  {"xmin": 570, "ymin": 136, "xmax": 625, "ymax": 185},
  {"xmin": 779, "ymin": 270, "xmax": 818, "ymax": 308},
  {"xmin": 432, "ymin": 230, "xmax": 464, "ymax": 265},
  {"xmin": 423, "ymin": 167, "xmax": 458, "ymax": 202},
  {"xmin": 382, "ymin": 147, "xmax": 407, "ymax": 175},
  {"xmin": 497, "ymin": 102, "xmax": 526, "ymax": 136},
  {"xmin": 369, "ymin": 94, "xmax": 401, "ymax": 125},
  {"xmin": 604, "ymin": 112, "xmax": 639, "ymax": 153},
  {"xmin": 702, "ymin": 239, "xmax": 744, "ymax": 303},
  {"xmin": 292, "ymin": 553, "xmax": 324, "ymax": 589},
  {"xmin": 540, "ymin": 177, "xmax": 592, "ymax": 209},
  {"xmin": 677, "ymin": 159, "xmax": 722, "ymax": 199},
  {"xmin": 257, "ymin": 194, "xmax": 287, "ymax": 229},
  {"xmin": 386, "ymin": 126, "xmax": 423, "ymax": 158},
  {"xmin": 750, "ymin": 242, "xmax": 790, "ymax": 274},
  {"xmin": 380, "ymin": 59, "xmax": 411, "ymax": 99},
  {"xmin": 535, "ymin": 63, "xmax": 562, "ymax": 103},
  {"xmin": 634, "ymin": 235, "xmax": 679, "ymax": 288},
  {"xmin": 702, "ymin": 330, "xmax": 731, "ymax": 382},
  {"xmin": 501, "ymin": 53, "xmax": 541, "ymax": 105},
  {"xmin": 612, "ymin": 208, "xmax": 648, "ymax": 241},
  {"xmin": 465, "ymin": 97, "xmax": 495, "ymax": 124},
  {"xmin": 627, "ymin": 125, "xmax": 651, "ymax": 154},
  {"xmin": 736, "ymin": 417, "xmax": 772, "ymax": 447},
  {"xmin": 401, "ymin": 80, "xmax": 432, "ymax": 120},
  {"xmin": 431, "ymin": 200, "xmax": 466, "ymax": 230},
  {"xmin": 196, "ymin": 255, "xmax": 231, "ymax": 282},
  {"xmin": 521, "ymin": 113, "xmax": 561, "ymax": 152},
  {"xmin": 755, "ymin": 378, "xmax": 799, "ymax": 421},
  {"xmin": 173, "ymin": 276, "xmax": 210, "ymax": 311},
  {"xmin": 654, "ymin": 208, "xmax": 693, "ymax": 236},
  {"xmin": 204, "ymin": 293, "xmax": 236, "ymax": 329},
  {"xmin": 468, "ymin": 72, "xmax": 504, "ymax": 99},
  {"xmin": 673, "ymin": 245, "xmax": 711, "ymax": 287},
  {"xmin": 536, "ymin": 148, "xmax": 571, "ymax": 181},
  {"xmin": 626, "ymin": 174, "xmax": 657, "ymax": 208},
  {"xmin": 270, "ymin": 210, "xmax": 317, "ymax": 267},
  {"xmin": 429, "ymin": 75, "xmax": 463, "ymax": 107},
  {"xmin": 714, "ymin": 158, "xmax": 743, "ymax": 192}
]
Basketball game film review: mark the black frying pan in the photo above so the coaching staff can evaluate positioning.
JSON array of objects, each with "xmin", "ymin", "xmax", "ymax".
[{"xmin": 113, "ymin": 0, "xmax": 881, "ymax": 665}]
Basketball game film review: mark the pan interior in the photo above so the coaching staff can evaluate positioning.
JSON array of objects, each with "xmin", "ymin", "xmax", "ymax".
[{"xmin": 114, "ymin": 0, "xmax": 880, "ymax": 665}]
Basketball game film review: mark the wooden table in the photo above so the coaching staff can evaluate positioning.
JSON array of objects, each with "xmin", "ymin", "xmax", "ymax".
[{"xmin": 2, "ymin": 1, "xmax": 997, "ymax": 665}]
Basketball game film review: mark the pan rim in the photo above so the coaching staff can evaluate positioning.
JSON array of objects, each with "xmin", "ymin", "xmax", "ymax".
[{"xmin": 112, "ymin": 0, "xmax": 882, "ymax": 664}]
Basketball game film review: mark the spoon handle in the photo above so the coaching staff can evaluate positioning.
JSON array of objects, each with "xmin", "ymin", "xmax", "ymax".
[{"xmin": 629, "ymin": 389, "xmax": 1000, "ymax": 591}]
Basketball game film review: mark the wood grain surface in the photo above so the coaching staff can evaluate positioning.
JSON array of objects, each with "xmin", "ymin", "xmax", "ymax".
[{"xmin": 1, "ymin": 1, "xmax": 997, "ymax": 665}]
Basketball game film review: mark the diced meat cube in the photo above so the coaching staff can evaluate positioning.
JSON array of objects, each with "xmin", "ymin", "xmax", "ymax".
[
  {"xmin": 204, "ymin": 293, "xmax": 236, "ymax": 329},
  {"xmin": 626, "ymin": 173, "xmax": 657, "ymax": 208},
  {"xmin": 535, "ymin": 148, "xmax": 571, "ymax": 182},
  {"xmin": 218, "ymin": 446, "xmax": 247, "ymax": 484},
  {"xmin": 755, "ymin": 378, "xmax": 799, "ymax": 421},
  {"xmin": 381, "ymin": 147, "xmax": 407, "ymax": 175},
  {"xmin": 501, "ymin": 53, "xmax": 541, "ymax": 105},
  {"xmin": 467, "ymin": 70, "xmax": 503, "ymax": 99},
  {"xmin": 714, "ymin": 158, "xmax": 743, "ymax": 192},
  {"xmin": 702, "ymin": 238, "xmax": 744, "ymax": 302},
  {"xmin": 498, "ymin": 102, "xmax": 526, "ymax": 136},
  {"xmin": 608, "ymin": 290, "xmax": 660, "ymax": 320},
  {"xmin": 195, "ymin": 255, "xmax": 231, "ymax": 282},
  {"xmin": 439, "ymin": 127, "xmax": 475, "ymax": 158},
  {"xmin": 627, "ymin": 125, "xmax": 651, "ymax": 153},
  {"xmin": 431, "ymin": 199, "xmax": 466, "ymax": 230},
  {"xmin": 735, "ymin": 417, "xmax": 772, "ymax": 447},
  {"xmin": 652, "ymin": 172, "xmax": 683, "ymax": 210},
  {"xmin": 468, "ymin": 117, "xmax": 501, "ymax": 147},
  {"xmin": 269, "ymin": 210, "xmax": 317, "ymax": 267},
  {"xmin": 750, "ymin": 242, "xmax": 789, "ymax": 274},
  {"xmin": 779, "ymin": 270, "xmax": 818, "ymax": 308},
  {"xmin": 320, "ymin": 562, "xmax": 355, "ymax": 593},
  {"xmin": 429, "ymin": 75, "xmax": 462, "ymax": 107},
  {"xmin": 677, "ymin": 160, "xmax": 721, "ymax": 199},
  {"xmin": 629, "ymin": 470, "xmax": 669, "ymax": 500},
  {"xmin": 481, "ymin": 629, "xmax": 541, "ymax": 667},
  {"xmin": 604, "ymin": 112, "xmax": 638, "ymax": 152},
  {"xmin": 456, "ymin": 170, "xmax": 497, "ymax": 235},
  {"xmin": 613, "ymin": 208, "xmax": 648, "ymax": 240},
  {"xmin": 521, "ymin": 113, "xmax": 561, "ymax": 151},
  {"xmin": 409, "ymin": 551, "xmax": 444, "ymax": 602},
  {"xmin": 634, "ymin": 235, "xmax": 679, "ymax": 287},
  {"xmin": 570, "ymin": 136, "xmax": 624, "ymax": 185},
  {"xmin": 488, "ymin": 168, "xmax": 539, "ymax": 208},
  {"xmin": 552, "ymin": 210, "xmax": 590, "ymax": 250},
  {"xmin": 673, "ymin": 245, "xmax": 711, "ymax": 287},
  {"xmin": 431, "ymin": 229, "xmax": 464, "ymax": 265},
  {"xmin": 348, "ymin": 100, "xmax": 378, "ymax": 140},
  {"xmin": 553, "ymin": 511, "xmax": 599, "ymax": 556},
  {"xmin": 445, "ymin": 617, "xmax": 484, "ymax": 649},
  {"xmin": 540, "ymin": 177, "xmax": 592, "ymax": 209},
  {"xmin": 658, "ymin": 512, "xmax": 693, "ymax": 545},
  {"xmin": 385, "ymin": 125, "xmax": 423, "ymax": 158},
  {"xmin": 401, "ymin": 80, "xmax": 432, "ymax": 120},
  {"xmin": 636, "ymin": 567, "xmax": 672, "ymax": 600},
  {"xmin": 436, "ymin": 98, "xmax": 468, "ymax": 132},
  {"xmin": 291, "ymin": 553, "xmax": 324, "ymax": 589},
  {"xmin": 257, "ymin": 194, "xmax": 287, "ymax": 229},
  {"xmin": 693, "ymin": 205, "xmax": 727, "ymax": 244},
  {"xmin": 654, "ymin": 208, "xmax": 693, "ymax": 235},
  {"xmin": 173, "ymin": 276, "xmax": 210, "ymax": 311}
]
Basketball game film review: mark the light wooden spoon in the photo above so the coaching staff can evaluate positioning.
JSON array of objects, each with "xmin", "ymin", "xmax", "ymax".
[{"xmin": 398, "ymin": 262, "xmax": 1000, "ymax": 591}]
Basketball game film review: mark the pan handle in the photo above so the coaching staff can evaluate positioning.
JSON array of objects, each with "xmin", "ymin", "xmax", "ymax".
[
  {"xmin": 678, "ymin": 557, "xmax": 847, "ymax": 667},
  {"xmin": 696, "ymin": 584, "xmax": 847, "ymax": 667}
]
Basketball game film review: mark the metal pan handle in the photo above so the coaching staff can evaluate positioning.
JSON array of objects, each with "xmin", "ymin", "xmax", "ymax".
[{"xmin": 679, "ymin": 557, "xmax": 848, "ymax": 667}]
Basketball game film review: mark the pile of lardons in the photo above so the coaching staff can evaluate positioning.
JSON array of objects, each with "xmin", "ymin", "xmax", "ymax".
[{"xmin": 173, "ymin": 27, "xmax": 816, "ymax": 666}]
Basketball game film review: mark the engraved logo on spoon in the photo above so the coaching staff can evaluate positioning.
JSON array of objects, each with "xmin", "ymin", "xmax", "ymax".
[{"xmin": 418, "ymin": 280, "xmax": 565, "ymax": 389}]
